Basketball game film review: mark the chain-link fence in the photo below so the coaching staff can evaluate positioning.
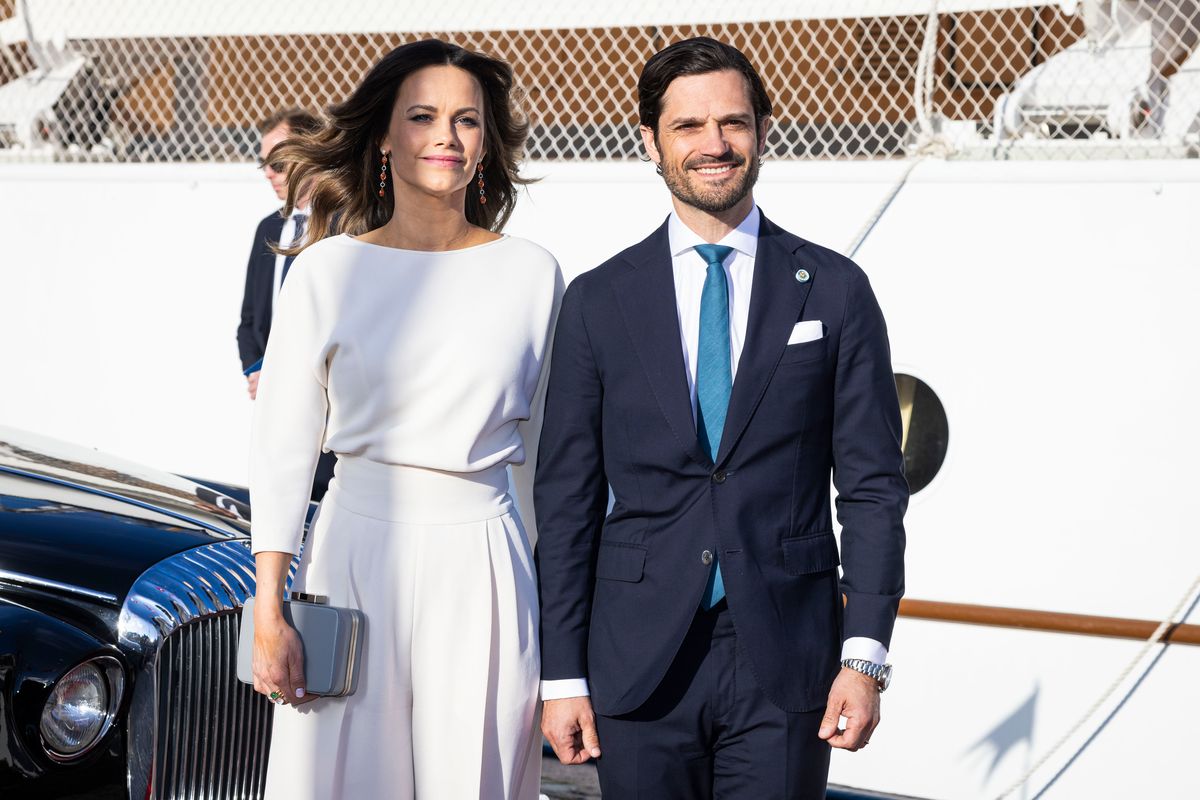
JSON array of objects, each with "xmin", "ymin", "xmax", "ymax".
[{"xmin": 1, "ymin": 1, "xmax": 1197, "ymax": 162}]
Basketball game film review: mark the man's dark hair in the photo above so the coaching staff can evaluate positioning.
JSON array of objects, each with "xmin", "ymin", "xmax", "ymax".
[
  {"xmin": 260, "ymin": 107, "xmax": 323, "ymax": 137},
  {"xmin": 637, "ymin": 37, "xmax": 773, "ymax": 135}
]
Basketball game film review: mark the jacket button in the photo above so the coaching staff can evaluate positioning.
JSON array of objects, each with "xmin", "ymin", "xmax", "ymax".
[
  {"xmin": 712, "ymin": 470, "xmax": 727, "ymax": 484},
  {"xmin": 701, "ymin": 550, "xmax": 714, "ymax": 565}
]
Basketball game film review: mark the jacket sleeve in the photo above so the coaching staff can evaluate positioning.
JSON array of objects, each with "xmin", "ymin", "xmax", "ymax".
[
  {"xmin": 249, "ymin": 259, "xmax": 328, "ymax": 556},
  {"xmin": 237, "ymin": 218, "xmax": 269, "ymax": 371},
  {"xmin": 831, "ymin": 264, "xmax": 908, "ymax": 649},
  {"xmin": 534, "ymin": 278, "xmax": 609, "ymax": 681}
]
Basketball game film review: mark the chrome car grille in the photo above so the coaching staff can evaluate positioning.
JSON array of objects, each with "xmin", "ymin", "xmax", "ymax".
[
  {"xmin": 119, "ymin": 539, "xmax": 295, "ymax": 800},
  {"xmin": 155, "ymin": 611, "xmax": 271, "ymax": 799}
]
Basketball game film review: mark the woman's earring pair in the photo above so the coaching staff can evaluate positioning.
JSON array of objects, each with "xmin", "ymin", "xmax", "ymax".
[{"xmin": 377, "ymin": 152, "xmax": 486, "ymax": 205}]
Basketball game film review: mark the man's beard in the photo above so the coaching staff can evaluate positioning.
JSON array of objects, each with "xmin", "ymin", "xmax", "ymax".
[{"xmin": 660, "ymin": 150, "xmax": 760, "ymax": 214}]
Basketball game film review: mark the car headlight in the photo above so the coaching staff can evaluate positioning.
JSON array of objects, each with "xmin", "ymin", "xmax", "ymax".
[{"xmin": 40, "ymin": 656, "xmax": 124, "ymax": 761}]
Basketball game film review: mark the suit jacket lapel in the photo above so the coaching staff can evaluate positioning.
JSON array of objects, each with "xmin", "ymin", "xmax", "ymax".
[
  {"xmin": 613, "ymin": 221, "xmax": 714, "ymax": 469},
  {"xmin": 716, "ymin": 214, "xmax": 814, "ymax": 465}
]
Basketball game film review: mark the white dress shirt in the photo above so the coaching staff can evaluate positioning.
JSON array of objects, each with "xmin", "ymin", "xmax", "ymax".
[
  {"xmin": 270, "ymin": 205, "xmax": 310, "ymax": 312},
  {"xmin": 541, "ymin": 207, "xmax": 886, "ymax": 702},
  {"xmin": 670, "ymin": 206, "xmax": 758, "ymax": 408}
]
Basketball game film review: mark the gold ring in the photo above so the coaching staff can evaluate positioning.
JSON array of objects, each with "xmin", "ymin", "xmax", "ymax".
[{"xmin": 269, "ymin": 691, "xmax": 282, "ymax": 702}]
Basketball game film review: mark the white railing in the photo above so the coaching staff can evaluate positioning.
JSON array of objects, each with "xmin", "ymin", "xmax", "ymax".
[{"xmin": 0, "ymin": 1, "xmax": 1197, "ymax": 162}]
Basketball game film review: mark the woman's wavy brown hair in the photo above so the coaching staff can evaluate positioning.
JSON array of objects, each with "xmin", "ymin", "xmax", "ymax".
[{"xmin": 273, "ymin": 39, "xmax": 531, "ymax": 253}]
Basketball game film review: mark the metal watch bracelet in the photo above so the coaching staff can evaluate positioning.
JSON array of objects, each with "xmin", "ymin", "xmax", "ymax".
[{"xmin": 841, "ymin": 658, "xmax": 892, "ymax": 692}]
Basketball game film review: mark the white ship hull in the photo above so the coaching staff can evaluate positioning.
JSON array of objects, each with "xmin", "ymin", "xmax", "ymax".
[{"xmin": 1, "ymin": 157, "xmax": 1197, "ymax": 798}]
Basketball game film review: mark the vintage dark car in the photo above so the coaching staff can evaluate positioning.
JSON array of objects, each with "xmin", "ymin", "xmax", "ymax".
[{"xmin": 0, "ymin": 426, "xmax": 297, "ymax": 799}]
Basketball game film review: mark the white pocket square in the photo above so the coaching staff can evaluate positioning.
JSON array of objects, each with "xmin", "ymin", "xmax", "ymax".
[{"xmin": 787, "ymin": 320, "xmax": 824, "ymax": 345}]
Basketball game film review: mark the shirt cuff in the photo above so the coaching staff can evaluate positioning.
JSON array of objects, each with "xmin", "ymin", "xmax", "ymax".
[
  {"xmin": 841, "ymin": 637, "xmax": 888, "ymax": 664},
  {"xmin": 541, "ymin": 678, "xmax": 590, "ymax": 700}
]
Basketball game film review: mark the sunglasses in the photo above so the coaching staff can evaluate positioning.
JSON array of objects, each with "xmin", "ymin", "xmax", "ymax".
[{"xmin": 256, "ymin": 158, "xmax": 287, "ymax": 173}]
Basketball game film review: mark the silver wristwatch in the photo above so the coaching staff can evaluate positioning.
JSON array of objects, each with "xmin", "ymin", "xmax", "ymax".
[{"xmin": 841, "ymin": 658, "xmax": 892, "ymax": 692}]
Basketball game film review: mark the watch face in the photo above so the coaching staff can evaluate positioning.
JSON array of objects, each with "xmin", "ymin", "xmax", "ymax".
[{"xmin": 879, "ymin": 664, "xmax": 892, "ymax": 691}]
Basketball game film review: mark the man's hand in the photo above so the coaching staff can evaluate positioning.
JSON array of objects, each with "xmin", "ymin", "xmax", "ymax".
[
  {"xmin": 818, "ymin": 667, "xmax": 880, "ymax": 751},
  {"xmin": 247, "ymin": 372, "xmax": 260, "ymax": 400},
  {"xmin": 542, "ymin": 696, "xmax": 602, "ymax": 764}
]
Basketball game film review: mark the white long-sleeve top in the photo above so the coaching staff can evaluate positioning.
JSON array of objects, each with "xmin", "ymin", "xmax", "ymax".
[{"xmin": 250, "ymin": 232, "xmax": 563, "ymax": 556}]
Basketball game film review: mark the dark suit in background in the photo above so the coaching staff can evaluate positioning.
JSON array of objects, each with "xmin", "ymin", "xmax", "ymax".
[{"xmin": 237, "ymin": 210, "xmax": 286, "ymax": 373}]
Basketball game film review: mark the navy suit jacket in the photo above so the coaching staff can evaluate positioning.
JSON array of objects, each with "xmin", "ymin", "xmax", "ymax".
[
  {"xmin": 535, "ymin": 212, "xmax": 908, "ymax": 716},
  {"xmin": 236, "ymin": 210, "xmax": 286, "ymax": 372}
]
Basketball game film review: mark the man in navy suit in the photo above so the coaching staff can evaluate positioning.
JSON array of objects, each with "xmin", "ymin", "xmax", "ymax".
[
  {"xmin": 536, "ymin": 38, "xmax": 908, "ymax": 798},
  {"xmin": 236, "ymin": 108, "xmax": 334, "ymax": 501},
  {"xmin": 236, "ymin": 108, "xmax": 321, "ymax": 391}
]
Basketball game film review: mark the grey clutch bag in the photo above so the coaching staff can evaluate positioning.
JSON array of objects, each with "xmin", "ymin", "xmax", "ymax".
[{"xmin": 236, "ymin": 593, "xmax": 365, "ymax": 697}]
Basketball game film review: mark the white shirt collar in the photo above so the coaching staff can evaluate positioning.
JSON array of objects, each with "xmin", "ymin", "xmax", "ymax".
[
  {"xmin": 668, "ymin": 205, "xmax": 760, "ymax": 260},
  {"xmin": 287, "ymin": 204, "xmax": 310, "ymax": 219}
]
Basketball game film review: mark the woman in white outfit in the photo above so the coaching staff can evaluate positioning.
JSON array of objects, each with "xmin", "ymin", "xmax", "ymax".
[{"xmin": 249, "ymin": 39, "xmax": 561, "ymax": 799}]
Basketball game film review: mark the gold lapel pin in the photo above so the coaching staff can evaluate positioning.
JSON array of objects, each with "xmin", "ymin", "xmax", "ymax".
[{"xmin": 794, "ymin": 268, "xmax": 811, "ymax": 283}]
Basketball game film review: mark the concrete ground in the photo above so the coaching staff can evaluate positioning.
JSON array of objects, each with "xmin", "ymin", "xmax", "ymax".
[{"xmin": 540, "ymin": 756, "xmax": 602, "ymax": 799}]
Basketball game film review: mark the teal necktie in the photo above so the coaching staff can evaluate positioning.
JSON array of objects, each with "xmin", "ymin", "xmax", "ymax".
[{"xmin": 694, "ymin": 243, "xmax": 733, "ymax": 610}]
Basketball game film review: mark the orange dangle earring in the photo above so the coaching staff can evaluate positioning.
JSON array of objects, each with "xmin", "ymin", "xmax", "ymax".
[
  {"xmin": 476, "ymin": 162, "xmax": 487, "ymax": 205},
  {"xmin": 378, "ymin": 151, "xmax": 389, "ymax": 197}
]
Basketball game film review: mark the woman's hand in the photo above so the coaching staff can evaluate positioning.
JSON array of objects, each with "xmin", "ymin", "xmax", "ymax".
[
  {"xmin": 252, "ymin": 606, "xmax": 311, "ymax": 705},
  {"xmin": 252, "ymin": 551, "xmax": 313, "ymax": 705}
]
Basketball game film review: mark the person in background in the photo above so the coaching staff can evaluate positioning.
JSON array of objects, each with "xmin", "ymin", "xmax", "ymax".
[{"xmin": 235, "ymin": 108, "xmax": 335, "ymax": 500}]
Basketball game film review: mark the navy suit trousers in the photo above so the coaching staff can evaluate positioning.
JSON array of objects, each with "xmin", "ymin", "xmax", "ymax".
[{"xmin": 594, "ymin": 602, "xmax": 831, "ymax": 799}]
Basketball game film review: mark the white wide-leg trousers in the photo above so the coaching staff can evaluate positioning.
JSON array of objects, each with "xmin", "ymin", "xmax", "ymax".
[{"xmin": 263, "ymin": 458, "xmax": 542, "ymax": 800}]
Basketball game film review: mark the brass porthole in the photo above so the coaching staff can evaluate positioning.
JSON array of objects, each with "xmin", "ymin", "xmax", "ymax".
[{"xmin": 894, "ymin": 374, "xmax": 948, "ymax": 494}]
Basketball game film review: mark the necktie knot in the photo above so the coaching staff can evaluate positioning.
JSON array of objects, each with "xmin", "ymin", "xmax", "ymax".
[{"xmin": 694, "ymin": 243, "xmax": 734, "ymax": 269}]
